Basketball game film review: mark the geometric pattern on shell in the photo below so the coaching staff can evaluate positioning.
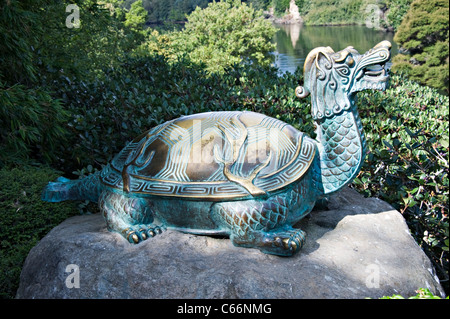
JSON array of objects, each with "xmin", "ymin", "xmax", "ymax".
[{"xmin": 101, "ymin": 111, "xmax": 316, "ymax": 200}]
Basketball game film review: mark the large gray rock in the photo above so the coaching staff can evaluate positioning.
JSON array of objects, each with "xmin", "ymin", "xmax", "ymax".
[{"xmin": 16, "ymin": 187, "xmax": 445, "ymax": 299}]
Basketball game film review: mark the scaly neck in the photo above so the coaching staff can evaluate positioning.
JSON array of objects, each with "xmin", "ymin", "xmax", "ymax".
[{"xmin": 312, "ymin": 99, "xmax": 366, "ymax": 196}]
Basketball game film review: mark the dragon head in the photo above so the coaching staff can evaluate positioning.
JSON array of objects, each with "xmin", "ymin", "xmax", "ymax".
[{"xmin": 296, "ymin": 41, "xmax": 391, "ymax": 121}]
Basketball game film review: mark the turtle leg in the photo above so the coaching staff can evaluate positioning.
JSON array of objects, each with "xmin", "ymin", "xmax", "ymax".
[
  {"xmin": 99, "ymin": 190, "xmax": 163, "ymax": 244},
  {"xmin": 211, "ymin": 195, "xmax": 306, "ymax": 256}
]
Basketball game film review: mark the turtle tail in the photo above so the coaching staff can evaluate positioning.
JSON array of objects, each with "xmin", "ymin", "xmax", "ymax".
[{"xmin": 42, "ymin": 172, "xmax": 103, "ymax": 203}]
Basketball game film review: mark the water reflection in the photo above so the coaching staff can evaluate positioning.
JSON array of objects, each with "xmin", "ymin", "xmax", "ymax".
[{"xmin": 273, "ymin": 24, "xmax": 398, "ymax": 74}]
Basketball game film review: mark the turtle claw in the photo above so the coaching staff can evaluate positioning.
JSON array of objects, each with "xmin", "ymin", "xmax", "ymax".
[
  {"xmin": 230, "ymin": 227, "xmax": 306, "ymax": 256},
  {"xmin": 260, "ymin": 228, "xmax": 306, "ymax": 256},
  {"xmin": 276, "ymin": 229, "xmax": 306, "ymax": 254},
  {"xmin": 145, "ymin": 225, "xmax": 163, "ymax": 238},
  {"xmin": 123, "ymin": 225, "xmax": 164, "ymax": 244}
]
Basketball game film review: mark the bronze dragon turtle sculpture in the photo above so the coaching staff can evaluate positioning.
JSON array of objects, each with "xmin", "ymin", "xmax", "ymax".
[{"xmin": 43, "ymin": 41, "xmax": 391, "ymax": 256}]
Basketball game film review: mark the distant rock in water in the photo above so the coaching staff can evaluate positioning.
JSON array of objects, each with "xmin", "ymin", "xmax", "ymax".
[
  {"xmin": 16, "ymin": 187, "xmax": 445, "ymax": 299},
  {"xmin": 266, "ymin": 0, "xmax": 303, "ymax": 25}
]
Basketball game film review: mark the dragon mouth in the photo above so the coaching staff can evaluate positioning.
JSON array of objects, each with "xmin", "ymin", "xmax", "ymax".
[
  {"xmin": 364, "ymin": 64, "xmax": 388, "ymax": 78},
  {"xmin": 351, "ymin": 41, "xmax": 391, "ymax": 92},
  {"xmin": 362, "ymin": 63, "xmax": 389, "ymax": 83},
  {"xmin": 352, "ymin": 63, "xmax": 389, "ymax": 92}
]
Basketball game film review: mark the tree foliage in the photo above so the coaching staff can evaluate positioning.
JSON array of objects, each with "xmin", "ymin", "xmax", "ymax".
[
  {"xmin": 143, "ymin": 0, "xmax": 276, "ymax": 74},
  {"xmin": 177, "ymin": 0, "xmax": 276, "ymax": 73},
  {"xmin": 392, "ymin": 0, "xmax": 449, "ymax": 93},
  {"xmin": 124, "ymin": 0, "xmax": 148, "ymax": 29},
  {"xmin": 0, "ymin": 0, "xmax": 45, "ymax": 85},
  {"xmin": 0, "ymin": 0, "xmax": 147, "ymax": 166},
  {"xmin": 381, "ymin": 0, "xmax": 412, "ymax": 31},
  {"xmin": 275, "ymin": 0, "xmax": 413, "ymax": 31},
  {"xmin": 0, "ymin": 84, "xmax": 69, "ymax": 165},
  {"xmin": 287, "ymin": 0, "xmax": 371, "ymax": 26},
  {"xmin": 137, "ymin": 0, "xmax": 211, "ymax": 23}
]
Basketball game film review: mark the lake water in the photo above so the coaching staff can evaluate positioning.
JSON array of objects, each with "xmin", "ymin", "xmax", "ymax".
[{"xmin": 273, "ymin": 24, "xmax": 398, "ymax": 74}]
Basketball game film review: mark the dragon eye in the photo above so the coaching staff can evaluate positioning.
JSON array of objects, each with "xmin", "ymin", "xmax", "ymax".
[{"xmin": 335, "ymin": 65, "xmax": 350, "ymax": 77}]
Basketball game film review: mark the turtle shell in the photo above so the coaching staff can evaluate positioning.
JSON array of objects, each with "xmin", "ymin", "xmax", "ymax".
[{"xmin": 100, "ymin": 111, "xmax": 316, "ymax": 200}]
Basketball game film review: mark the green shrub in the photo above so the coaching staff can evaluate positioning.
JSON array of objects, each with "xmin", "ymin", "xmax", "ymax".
[
  {"xmin": 354, "ymin": 74, "xmax": 449, "ymax": 292},
  {"xmin": 392, "ymin": 0, "xmax": 449, "ymax": 93},
  {"xmin": 0, "ymin": 166, "xmax": 81, "ymax": 299}
]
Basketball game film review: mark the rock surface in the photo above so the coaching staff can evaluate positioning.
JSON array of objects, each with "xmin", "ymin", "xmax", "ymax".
[{"xmin": 16, "ymin": 187, "xmax": 445, "ymax": 299}]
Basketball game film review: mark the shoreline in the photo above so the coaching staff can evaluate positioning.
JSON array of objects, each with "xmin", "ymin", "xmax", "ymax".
[
  {"xmin": 270, "ymin": 18, "xmax": 394, "ymax": 32},
  {"xmin": 145, "ymin": 17, "xmax": 395, "ymax": 33}
]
